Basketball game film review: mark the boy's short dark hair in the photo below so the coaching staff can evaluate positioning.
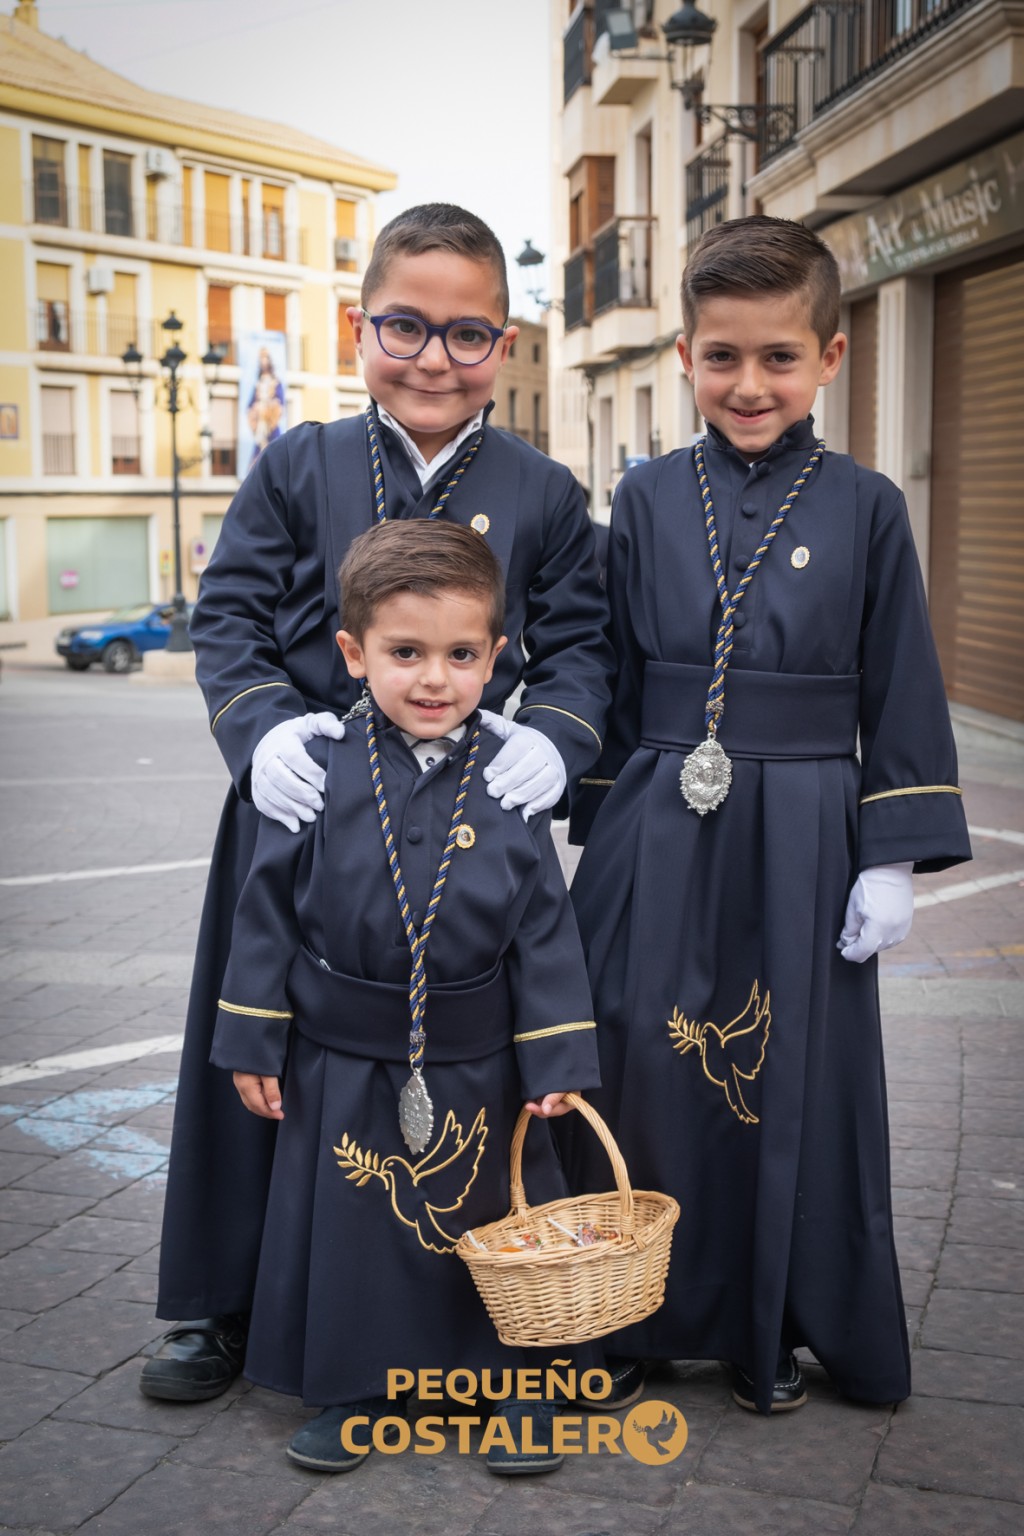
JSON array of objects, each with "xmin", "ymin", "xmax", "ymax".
[
  {"xmin": 339, "ymin": 520, "xmax": 506, "ymax": 642},
  {"xmin": 361, "ymin": 203, "xmax": 509, "ymax": 320},
  {"xmin": 682, "ymin": 216, "xmax": 841, "ymax": 350}
]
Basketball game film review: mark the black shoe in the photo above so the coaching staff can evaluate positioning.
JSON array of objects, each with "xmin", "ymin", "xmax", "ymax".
[
  {"xmin": 486, "ymin": 1399, "xmax": 564, "ymax": 1476},
  {"xmin": 139, "ymin": 1314, "xmax": 248, "ymax": 1402},
  {"xmin": 574, "ymin": 1356, "xmax": 648, "ymax": 1411},
  {"xmin": 731, "ymin": 1352, "xmax": 807, "ymax": 1413},
  {"xmin": 286, "ymin": 1398, "xmax": 401, "ymax": 1473}
]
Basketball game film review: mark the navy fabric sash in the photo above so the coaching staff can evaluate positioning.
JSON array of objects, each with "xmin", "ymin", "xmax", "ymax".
[
  {"xmin": 287, "ymin": 945, "xmax": 513, "ymax": 1062},
  {"xmin": 640, "ymin": 661, "xmax": 859, "ymax": 759}
]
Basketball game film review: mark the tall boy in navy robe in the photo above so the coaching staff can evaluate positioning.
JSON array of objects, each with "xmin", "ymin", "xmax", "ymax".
[
  {"xmin": 569, "ymin": 217, "xmax": 971, "ymax": 1416},
  {"xmin": 210, "ymin": 519, "xmax": 600, "ymax": 1472},
  {"xmin": 143, "ymin": 205, "xmax": 612, "ymax": 1401}
]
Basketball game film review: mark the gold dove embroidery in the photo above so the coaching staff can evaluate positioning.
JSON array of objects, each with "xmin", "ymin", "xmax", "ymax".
[
  {"xmin": 333, "ymin": 1107, "xmax": 488, "ymax": 1254},
  {"xmin": 667, "ymin": 981, "xmax": 771, "ymax": 1125}
]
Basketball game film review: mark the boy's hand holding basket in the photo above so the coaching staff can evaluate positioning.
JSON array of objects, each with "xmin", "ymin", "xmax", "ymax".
[{"xmin": 456, "ymin": 1093, "xmax": 679, "ymax": 1346}]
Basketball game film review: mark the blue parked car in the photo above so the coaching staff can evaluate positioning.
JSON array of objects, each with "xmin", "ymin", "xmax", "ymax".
[{"xmin": 55, "ymin": 601, "xmax": 192, "ymax": 673}]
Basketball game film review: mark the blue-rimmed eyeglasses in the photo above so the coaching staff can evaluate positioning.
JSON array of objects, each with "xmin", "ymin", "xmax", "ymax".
[{"xmin": 361, "ymin": 310, "xmax": 507, "ymax": 366}]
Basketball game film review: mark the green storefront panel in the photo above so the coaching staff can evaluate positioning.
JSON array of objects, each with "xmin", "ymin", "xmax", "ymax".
[{"xmin": 46, "ymin": 516, "xmax": 150, "ymax": 614}]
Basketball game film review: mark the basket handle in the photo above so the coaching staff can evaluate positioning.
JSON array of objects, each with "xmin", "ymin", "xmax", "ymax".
[{"xmin": 508, "ymin": 1092, "xmax": 637, "ymax": 1243}]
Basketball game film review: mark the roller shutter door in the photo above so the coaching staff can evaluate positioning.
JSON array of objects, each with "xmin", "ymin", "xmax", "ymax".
[
  {"xmin": 847, "ymin": 294, "xmax": 878, "ymax": 470},
  {"xmin": 930, "ymin": 250, "xmax": 1024, "ymax": 722}
]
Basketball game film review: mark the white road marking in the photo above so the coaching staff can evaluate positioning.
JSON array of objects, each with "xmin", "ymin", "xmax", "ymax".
[
  {"xmin": 0, "ymin": 831, "xmax": 1016, "ymax": 897},
  {"xmin": 0, "ymin": 773, "xmax": 225, "ymax": 788},
  {"xmin": 0, "ymin": 857, "xmax": 211, "ymax": 887},
  {"xmin": 916, "ymin": 868, "xmax": 1024, "ymax": 908},
  {"xmin": 970, "ymin": 825, "xmax": 1024, "ymax": 849},
  {"xmin": 0, "ymin": 1035, "xmax": 184, "ymax": 1088}
]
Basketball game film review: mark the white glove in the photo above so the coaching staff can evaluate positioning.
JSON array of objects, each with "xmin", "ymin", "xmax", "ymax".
[
  {"xmin": 837, "ymin": 862, "xmax": 914, "ymax": 963},
  {"xmin": 478, "ymin": 710, "xmax": 567, "ymax": 820},
  {"xmin": 251, "ymin": 712, "xmax": 346, "ymax": 832}
]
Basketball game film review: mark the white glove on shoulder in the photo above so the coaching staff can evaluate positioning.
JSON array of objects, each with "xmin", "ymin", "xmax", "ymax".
[
  {"xmin": 250, "ymin": 711, "xmax": 346, "ymax": 832},
  {"xmin": 478, "ymin": 710, "xmax": 567, "ymax": 821},
  {"xmin": 837, "ymin": 862, "xmax": 914, "ymax": 964}
]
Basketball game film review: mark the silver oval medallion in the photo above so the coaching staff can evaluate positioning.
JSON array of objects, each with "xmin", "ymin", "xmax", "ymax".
[
  {"xmin": 679, "ymin": 735, "xmax": 733, "ymax": 815},
  {"xmin": 398, "ymin": 1069, "xmax": 434, "ymax": 1155}
]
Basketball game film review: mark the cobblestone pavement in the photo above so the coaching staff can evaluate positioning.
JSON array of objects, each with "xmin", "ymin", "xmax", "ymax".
[{"xmin": 1, "ymin": 663, "xmax": 1022, "ymax": 1536}]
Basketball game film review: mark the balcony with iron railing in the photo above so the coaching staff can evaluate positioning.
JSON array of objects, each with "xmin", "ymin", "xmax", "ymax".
[
  {"xmin": 27, "ymin": 182, "xmax": 308, "ymax": 263},
  {"xmin": 42, "ymin": 434, "xmax": 75, "ymax": 475},
  {"xmin": 563, "ymin": 6, "xmax": 594, "ymax": 102},
  {"xmin": 685, "ymin": 141, "xmax": 731, "ymax": 249},
  {"xmin": 562, "ymin": 215, "xmax": 660, "ymax": 364},
  {"xmin": 591, "ymin": 215, "xmax": 659, "ymax": 356},
  {"xmin": 759, "ymin": 0, "xmax": 979, "ymax": 165},
  {"xmin": 593, "ymin": 216, "xmax": 655, "ymax": 314},
  {"xmin": 35, "ymin": 302, "xmax": 157, "ymax": 359},
  {"xmin": 563, "ymin": 248, "xmax": 592, "ymax": 334},
  {"xmin": 33, "ymin": 305, "xmax": 308, "ymax": 372}
]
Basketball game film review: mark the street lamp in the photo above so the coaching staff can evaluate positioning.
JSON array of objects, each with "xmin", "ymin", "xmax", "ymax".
[
  {"xmin": 661, "ymin": 2, "xmax": 795, "ymax": 150},
  {"xmin": 122, "ymin": 313, "xmax": 221, "ymax": 652},
  {"xmin": 514, "ymin": 240, "xmax": 563, "ymax": 313}
]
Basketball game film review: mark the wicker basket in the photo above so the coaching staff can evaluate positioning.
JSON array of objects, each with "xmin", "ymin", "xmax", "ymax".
[{"xmin": 455, "ymin": 1092, "xmax": 679, "ymax": 1347}]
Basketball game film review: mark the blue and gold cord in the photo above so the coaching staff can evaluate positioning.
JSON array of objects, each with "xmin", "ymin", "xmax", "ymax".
[
  {"xmin": 694, "ymin": 437, "xmax": 825, "ymax": 735},
  {"xmin": 364, "ymin": 405, "xmax": 483, "ymax": 525},
  {"xmin": 366, "ymin": 711, "xmax": 480, "ymax": 1070}
]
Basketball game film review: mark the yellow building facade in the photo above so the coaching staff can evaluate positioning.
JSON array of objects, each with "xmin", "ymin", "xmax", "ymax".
[
  {"xmin": 488, "ymin": 316, "xmax": 551, "ymax": 456},
  {"xmin": 0, "ymin": 0, "xmax": 395, "ymax": 621},
  {"xmin": 549, "ymin": 0, "xmax": 1024, "ymax": 720}
]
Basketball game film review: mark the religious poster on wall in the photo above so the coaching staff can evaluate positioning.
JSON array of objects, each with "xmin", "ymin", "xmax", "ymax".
[{"xmin": 238, "ymin": 330, "xmax": 287, "ymax": 476}]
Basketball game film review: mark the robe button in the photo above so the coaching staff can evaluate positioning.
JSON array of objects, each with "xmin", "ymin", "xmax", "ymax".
[
  {"xmin": 741, "ymin": 502, "xmax": 758, "ymax": 517},
  {"xmin": 411, "ymin": 911, "xmax": 422, "ymax": 927},
  {"xmin": 754, "ymin": 462, "xmax": 770, "ymax": 477},
  {"xmin": 407, "ymin": 827, "xmax": 423, "ymax": 844},
  {"xmin": 732, "ymin": 611, "xmax": 748, "ymax": 629},
  {"xmin": 734, "ymin": 554, "xmax": 748, "ymax": 571}
]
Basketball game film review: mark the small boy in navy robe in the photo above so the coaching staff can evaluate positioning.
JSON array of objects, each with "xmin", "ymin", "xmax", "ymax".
[
  {"xmin": 210, "ymin": 519, "xmax": 601, "ymax": 1473},
  {"xmin": 569, "ymin": 217, "xmax": 971, "ymax": 1416},
  {"xmin": 145, "ymin": 203, "xmax": 612, "ymax": 1402}
]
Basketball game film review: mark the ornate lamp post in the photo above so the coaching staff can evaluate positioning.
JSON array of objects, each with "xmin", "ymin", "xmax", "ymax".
[{"xmin": 122, "ymin": 313, "xmax": 221, "ymax": 652}]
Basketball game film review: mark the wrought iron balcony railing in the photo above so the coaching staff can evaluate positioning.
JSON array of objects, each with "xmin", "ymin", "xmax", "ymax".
[
  {"xmin": 760, "ymin": 0, "xmax": 978, "ymax": 164},
  {"xmin": 27, "ymin": 182, "xmax": 307, "ymax": 263},
  {"xmin": 593, "ymin": 216, "xmax": 656, "ymax": 315},
  {"xmin": 564, "ymin": 249, "xmax": 591, "ymax": 332},
  {"xmin": 42, "ymin": 433, "xmax": 76, "ymax": 475},
  {"xmin": 563, "ymin": 7, "xmax": 593, "ymax": 102},
  {"xmin": 685, "ymin": 141, "xmax": 731, "ymax": 248},
  {"xmin": 33, "ymin": 305, "xmax": 307, "ymax": 372}
]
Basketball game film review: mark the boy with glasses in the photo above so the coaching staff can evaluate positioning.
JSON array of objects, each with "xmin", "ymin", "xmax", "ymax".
[{"xmin": 143, "ymin": 204, "xmax": 612, "ymax": 1403}]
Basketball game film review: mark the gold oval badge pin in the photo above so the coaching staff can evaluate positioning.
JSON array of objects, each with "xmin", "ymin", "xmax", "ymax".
[
  {"xmin": 470, "ymin": 514, "xmax": 490, "ymax": 536},
  {"xmin": 791, "ymin": 545, "xmax": 810, "ymax": 569},
  {"xmin": 455, "ymin": 825, "xmax": 476, "ymax": 850}
]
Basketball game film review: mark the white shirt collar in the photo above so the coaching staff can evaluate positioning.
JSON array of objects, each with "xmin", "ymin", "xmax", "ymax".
[
  {"xmin": 378, "ymin": 407, "xmax": 485, "ymax": 489},
  {"xmin": 400, "ymin": 722, "xmax": 468, "ymax": 773}
]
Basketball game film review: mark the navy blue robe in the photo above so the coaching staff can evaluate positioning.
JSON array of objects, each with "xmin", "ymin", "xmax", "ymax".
[
  {"xmin": 569, "ymin": 419, "xmax": 971, "ymax": 1413},
  {"xmin": 211, "ymin": 720, "xmax": 600, "ymax": 1404},
  {"xmin": 157, "ymin": 410, "xmax": 612, "ymax": 1318}
]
